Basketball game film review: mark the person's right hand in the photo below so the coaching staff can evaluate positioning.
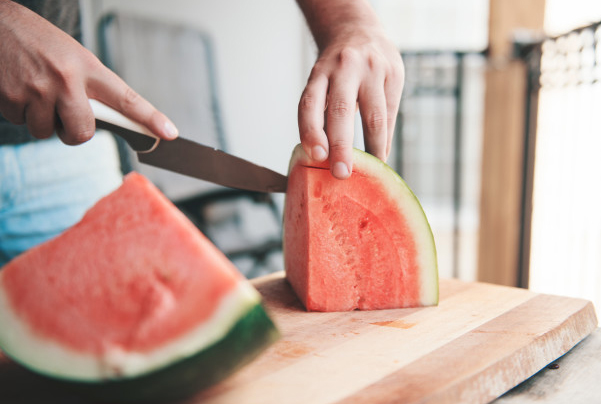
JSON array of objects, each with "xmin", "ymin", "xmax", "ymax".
[{"xmin": 0, "ymin": 0, "xmax": 178, "ymax": 145}]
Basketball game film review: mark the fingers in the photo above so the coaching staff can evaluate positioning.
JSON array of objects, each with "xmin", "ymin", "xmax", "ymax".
[
  {"xmin": 55, "ymin": 87, "xmax": 95, "ymax": 145},
  {"xmin": 24, "ymin": 99, "xmax": 56, "ymax": 140},
  {"xmin": 0, "ymin": 93, "xmax": 91, "ymax": 144},
  {"xmin": 88, "ymin": 69, "xmax": 178, "ymax": 140},
  {"xmin": 359, "ymin": 75, "xmax": 387, "ymax": 162},
  {"xmin": 298, "ymin": 70, "xmax": 329, "ymax": 162},
  {"xmin": 384, "ymin": 89, "xmax": 400, "ymax": 159},
  {"xmin": 384, "ymin": 61, "xmax": 404, "ymax": 158},
  {"xmin": 299, "ymin": 40, "xmax": 404, "ymax": 180},
  {"xmin": 20, "ymin": 68, "xmax": 178, "ymax": 145},
  {"xmin": 325, "ymin": 56, "xmax": 361, "ymax": 179}
]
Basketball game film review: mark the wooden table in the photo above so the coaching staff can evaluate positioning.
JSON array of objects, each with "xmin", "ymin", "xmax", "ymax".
[
  {"xmin": 494, "ymin": 327, "xmax": 601, "ymax": 403},
  {"xmin": 0, "ymin": 272, "xmax": 598, "ymax": 403}
]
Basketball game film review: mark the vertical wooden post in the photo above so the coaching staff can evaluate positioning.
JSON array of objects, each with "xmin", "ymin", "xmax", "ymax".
[{"xmin": 477, "ymin": 0, "xmax": 545, "ymax": 286}]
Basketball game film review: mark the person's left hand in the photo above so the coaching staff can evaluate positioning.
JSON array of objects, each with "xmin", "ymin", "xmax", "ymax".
[{"xmin": 297, "ymin": 28, "xmax": 404, "ymax": 179}]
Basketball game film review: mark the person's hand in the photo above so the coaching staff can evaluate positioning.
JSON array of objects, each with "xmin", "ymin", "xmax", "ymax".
[
  {"xmin": 296, "ymin": 0, "xmax": 404, "ymax": 179},
  {"xmin": 298, "ymin": 30, "xmax": 404, "ymax": 179},
  {"xmin": 0, "ymin": 0, "xmax": 178, "ymax": 145}
]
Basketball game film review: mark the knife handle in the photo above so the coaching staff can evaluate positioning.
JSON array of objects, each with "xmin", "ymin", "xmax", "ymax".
[{"xmin": 89, "ymin": 99, "xmax": 160, "ymax": 153}]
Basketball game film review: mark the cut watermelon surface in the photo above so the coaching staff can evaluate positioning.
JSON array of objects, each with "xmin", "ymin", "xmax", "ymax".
[
  {"xmin": 284, "ymin": 145, "xmax": 438, "ymax": 312},
  {"xmin": 0, "ymin": 172, "xmax": 278, "ymax": 402}
]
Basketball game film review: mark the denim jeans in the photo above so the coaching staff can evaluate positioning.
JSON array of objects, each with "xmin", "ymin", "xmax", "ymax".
[{"xmin": 0, "ymin": 132, "xmax": 122, "ymax": 267}]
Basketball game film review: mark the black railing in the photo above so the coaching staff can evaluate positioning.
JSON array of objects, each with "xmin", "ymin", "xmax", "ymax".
[
  {"xmin": 516, "ymin": 20, "xmax": 601, "ymax": 287},
  {"xmin": 395, "ymin": 51, "xmax": 485, "ymax": 278}
]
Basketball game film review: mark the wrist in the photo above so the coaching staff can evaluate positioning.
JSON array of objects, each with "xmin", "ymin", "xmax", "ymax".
[{"xmin": 297, "ymin": 0, "xmax": 383, "ymax": 51}]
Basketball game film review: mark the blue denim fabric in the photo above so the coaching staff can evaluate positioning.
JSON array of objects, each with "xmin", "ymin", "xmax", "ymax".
[{"xmin": 0, "ymin": 132, "xmax": 122, "ymax": 267}]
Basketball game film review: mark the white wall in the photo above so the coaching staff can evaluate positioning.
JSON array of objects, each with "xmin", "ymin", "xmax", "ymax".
[
  {"xmin": 371, "ymin": 0, "xmax": 489, "ymax": 51},
  {"xmin": 545, "ymin": 0, "xmax": 601, "ymax": 35}
]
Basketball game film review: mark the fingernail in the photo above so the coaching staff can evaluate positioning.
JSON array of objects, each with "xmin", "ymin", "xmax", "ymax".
[
  {"xmin": 163, "ymin": 120, "xmax": 179, "ymax": 139},
  {"xmin": 312, "ymin": 145, "xmax": 327, "ymax": 161},
  {"xmin": 332, "ymin": 162, "xmax": 350, "ymax": 179}
]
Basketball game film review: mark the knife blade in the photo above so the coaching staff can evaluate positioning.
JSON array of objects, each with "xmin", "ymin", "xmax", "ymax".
[{"xmin": 90, "ymin": 99, "xmax": 288, "ymax": 193}]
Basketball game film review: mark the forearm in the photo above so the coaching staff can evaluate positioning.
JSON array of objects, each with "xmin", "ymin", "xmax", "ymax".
[{"xmin": 296, "ymin": 0, "xmax": 384, "ymax": 51}]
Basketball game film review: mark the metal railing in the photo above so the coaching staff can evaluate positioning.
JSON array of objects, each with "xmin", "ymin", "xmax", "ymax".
[
  {"xmin": 394, "ymin": 51, "xmax": 486, "ymax": 279},
  {"xmin": 517, "ymin": 21, "xmax": 601, "ymax": 304}
]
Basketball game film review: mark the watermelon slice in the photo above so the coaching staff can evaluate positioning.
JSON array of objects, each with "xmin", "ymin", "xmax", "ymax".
[
  {"xmin": 0, "ymin": 172, "xmax": 279, "ymax": 402},
  {"xmin": 284, "ymin": 145, "xmax": 438, "ymax": 312}
]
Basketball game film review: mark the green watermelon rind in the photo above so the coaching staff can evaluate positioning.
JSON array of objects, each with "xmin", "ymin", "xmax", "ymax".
[
  {"xmin": 7, "ymin": 302, "xmax": 278, "ymax": 403},
  {"xmin": 0, "ymin": 279, "xmax": 264, "ymax": 379},
  {"xmin": 58, "ymin": 303, "xmax": 277, "ymax": 403},
  {"xmin": 285, "ymin": 144, "xmax": 439, "ymax": 305}
]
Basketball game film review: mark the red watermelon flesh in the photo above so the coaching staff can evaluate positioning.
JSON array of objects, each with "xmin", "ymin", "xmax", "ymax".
[
  {"xmin": 284, "ymin": 145, "xmax": 438, "ymax": 312},
  {"xmin": 0, "ymin": 172, "xmax": 278, "ymax": 388}
]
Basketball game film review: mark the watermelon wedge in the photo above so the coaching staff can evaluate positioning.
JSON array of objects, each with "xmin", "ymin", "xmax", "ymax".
[
  {"xmin": 284, "ymin": 145, "xmax": 438, "ymax": 312},
  {"xmin": 0, "ymin": 173, "xmax": 279, "ymax": 402}
]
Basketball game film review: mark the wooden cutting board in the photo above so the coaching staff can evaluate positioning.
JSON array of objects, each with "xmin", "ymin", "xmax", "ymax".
[
  {"xmin": 0, "ymin": 272, "xmax": 597, "ymax": 404},
  {"xmin": 195, "ymin": 272, "xmax": 597, "ymax": 404}
]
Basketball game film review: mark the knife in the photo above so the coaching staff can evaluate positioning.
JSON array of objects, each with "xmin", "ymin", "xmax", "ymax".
[{"xmin": 90, "ymin": 99, "xmax": 288, "ymax": 193}]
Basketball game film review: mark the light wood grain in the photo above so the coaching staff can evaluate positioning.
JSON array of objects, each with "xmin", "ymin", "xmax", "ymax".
[
  {"xmin": 0, "ymin": 273, "xmax": 597, "ymax": 404},
  {"xmin": 194, "ymin": 273, "xmax": 596, "ymax": 404},
  {"xmin": 487, "ymin": 0, "xmax": 546, "ymax": 60},
  {"xmin": 478, "ymin": 61, "xmax": 528, "ymax": 287},
  {"xmin": 477, "ymin": 0, "xmax": 546, "ymax": 287},
  {"xmin": 494, "ymin": 328, "xmax": 601, "ymax": 403}
]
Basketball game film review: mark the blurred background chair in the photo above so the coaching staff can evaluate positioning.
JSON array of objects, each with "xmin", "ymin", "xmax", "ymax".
[{"xmin": 97, "ymin": 12, "xmax": 283, "ymax": 278}]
